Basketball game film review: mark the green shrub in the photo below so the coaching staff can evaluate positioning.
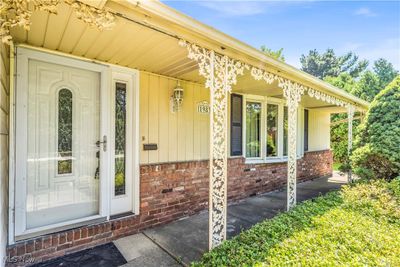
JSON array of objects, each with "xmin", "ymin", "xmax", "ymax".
[
  {"xmin": 388, "ymin": 177, "xmax": 400, "ymax": 199},
  {"xmin": 193, "ymin": 180, "xmax": 400, "ymax": 266},
  {"xmin": 341, "ymin": 180, "xmax": 400, "ymax": 222},
  {"xmin": 338, "ymin": 162, "xmax": 351, "ymax": 173},
  {"xmin": 330, "ymin": 113, "xmax": 359, "ymax": 165},
  {"xmin": 351, "ymin": 76, "xmax": 400, "ymax": 180}
]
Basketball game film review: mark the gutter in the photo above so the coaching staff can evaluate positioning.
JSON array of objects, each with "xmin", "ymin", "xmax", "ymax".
[{"xmin": 123, "ymin": 0, "xmax": 369, "ymax": 109}]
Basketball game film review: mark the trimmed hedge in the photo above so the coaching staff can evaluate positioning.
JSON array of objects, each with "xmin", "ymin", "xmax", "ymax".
[
  {"xmin": 193, "ymin": 179, "xmax": 400, "ymax": 266},
  {"xmin": 351, "ymin": 76, "xmax": 400, "ymax": 180}
]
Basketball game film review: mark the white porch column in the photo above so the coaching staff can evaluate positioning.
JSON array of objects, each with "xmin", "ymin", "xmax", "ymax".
[
  {"xmin": 281, "ymin": 82, "xmax": 304, "ymax": 210},
  {"xmin": 347, "ymin": 104, "xmax": 355, "ymax": 183},
  {"xmin": 179, "ymin": 41, "xmax": 245, "ymax": 249},
  {"xmin": 208, "ymin": 50, "xmax": 228, "ymax": 249}
]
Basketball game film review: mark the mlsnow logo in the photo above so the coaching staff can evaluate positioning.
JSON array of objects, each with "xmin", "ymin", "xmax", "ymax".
[{"xmin": 4, "ymin": 254, "xmax": 35, "ymax": 264}]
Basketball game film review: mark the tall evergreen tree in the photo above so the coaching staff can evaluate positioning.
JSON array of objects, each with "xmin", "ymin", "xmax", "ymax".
[
  {"xmin": 352, "ymin": 71, "xmax": 381, "ymax": 102},
  {"xmin": 300, "ymin": 49, "xmax": 368, "ymax": 79},
  {"xmin": 352, "ymin": 59, "xmax": 398, "ymax": 102},
  {"xmin": 300, "ymin": 48, "xmax": 398, "ymax": 166},
  {"xmin": 373, "ymin": 58, "xmax": 399, "ymax": 88}
]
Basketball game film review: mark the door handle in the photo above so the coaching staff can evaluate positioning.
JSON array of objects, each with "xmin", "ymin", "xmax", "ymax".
[{"xmin": 96, "ymin": 135, "xmax": 107, "ymax": 152}]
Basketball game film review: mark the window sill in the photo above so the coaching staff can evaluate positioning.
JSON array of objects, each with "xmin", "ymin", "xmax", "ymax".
[{"xmin": 245, "ymin": 155, "xmax": 303, "ymax": 164}]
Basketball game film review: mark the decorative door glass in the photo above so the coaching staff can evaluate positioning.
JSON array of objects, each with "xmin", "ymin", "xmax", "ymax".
[
  {"xmin": 114, "ymin": 82, "xmax": 127, "ymax": 196},
  {"xmin": 57, "ymin": 89, "xmax": 73, "ymax": 174}
]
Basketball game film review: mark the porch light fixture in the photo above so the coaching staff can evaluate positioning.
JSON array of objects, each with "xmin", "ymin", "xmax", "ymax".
[{"xmin": 171, "ymin": 81, "xmax": 184, "ymax": 112}]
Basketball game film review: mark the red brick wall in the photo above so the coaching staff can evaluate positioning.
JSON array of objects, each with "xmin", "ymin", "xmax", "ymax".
[
  {"xmin": 228, "ymin": 149, "xmax": 333, "ymax": 202},
  {"xmin": 6, "ymin": 150, "xmax": 332, "ymax": 266}
]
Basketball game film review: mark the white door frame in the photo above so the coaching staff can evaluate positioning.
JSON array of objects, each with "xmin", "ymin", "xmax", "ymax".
[
  {"xmin": 13, "ymin": 47, "xmax": 111, "ymax": 239},
  {"xmin": 110, "ymin": 66, "xmax": 140, "ymax": 215}
]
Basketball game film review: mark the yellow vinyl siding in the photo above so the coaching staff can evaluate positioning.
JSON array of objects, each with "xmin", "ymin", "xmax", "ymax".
[
  {"xmin": 139, "ymin": 71, "xmax": 209, "ymax": 164},
  {"xmin": 199, "ymin": 84, "xmax": 210, "ymax": 159},
  {"xmin": 167, "ymin": 78, "xmax": 178, "ymax": 162},
  {"xmin": 148, "ymin": 73, "xmax": 159, "ymax": 163},
  {"xmin": 158, "ymin": 77, "xmax": 169, "ymax": 163},
  {"xmin": 0, "ymin": 42, "xmax": 10, "ymax": 267},
  {"xmin": 308, "ymin": 109, "xmax": 331, "ymax": 151},
  {"xmin": 184, "ymin": 83, "xmax": 194, "ymax": 160},
  {"xmin": 139, "ymin": 72, "xmax": 149, "ymax": 164}
]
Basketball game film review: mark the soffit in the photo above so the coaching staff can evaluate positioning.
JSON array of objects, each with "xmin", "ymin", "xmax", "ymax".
[
  {"xmin": 119, "ymin": 0, "xmax": 369, "ymax": 109},
  {"xmin": 9, "ymin": 1, "xmax": 348, "ymax": 112},
  {"xmin": 10, "ymin": 2, "xmax": 202, "ymax": 83}
]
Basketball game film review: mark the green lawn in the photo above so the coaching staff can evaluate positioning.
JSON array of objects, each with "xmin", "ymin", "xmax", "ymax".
[{"xmin": 193, "ymin": 179, "xmax": 400, "ymax": 266}]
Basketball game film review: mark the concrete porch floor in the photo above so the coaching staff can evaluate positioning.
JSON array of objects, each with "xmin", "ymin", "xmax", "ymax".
[{"xmin": 115, "ymin": 173, "xmax": 347, "ymax": 267}]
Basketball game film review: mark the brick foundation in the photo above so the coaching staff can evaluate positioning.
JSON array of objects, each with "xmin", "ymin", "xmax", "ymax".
[{"xmin": 6, "ymin": 149, "xmax": 332, "ymax": 266}]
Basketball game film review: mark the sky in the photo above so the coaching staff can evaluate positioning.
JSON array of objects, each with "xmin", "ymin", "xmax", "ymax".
[{"xmin": 162, "ymin": 0, "xmax": 400, "ymax": 70}]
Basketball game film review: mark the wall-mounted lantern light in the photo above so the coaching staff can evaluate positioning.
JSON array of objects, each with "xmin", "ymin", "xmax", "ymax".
[{"xmin": 171, "ymin": 81, "xmax": 184, "ymax": 112}]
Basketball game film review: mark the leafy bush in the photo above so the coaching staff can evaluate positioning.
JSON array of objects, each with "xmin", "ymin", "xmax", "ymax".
[
  {"xmin": 326, "ymin": 74, "xmax": 359, "ymax": 165},
  {"xmin": 330, "ymin": 113, "xmax": 351, "ymax": 164},
  {"xmin": 388, "ymin": 177, "xmax": 400, "ymax": 199},
  {"xmin": 351, "ymin": 76, "xmax": 400, "ymax": 180},
  {"xmin": 341, "ymin": 179, "xmax": 400, "ymax": 222},
  {"xmin": 193, "ymin": 180, "xmax": 400, "ymax": 266}
]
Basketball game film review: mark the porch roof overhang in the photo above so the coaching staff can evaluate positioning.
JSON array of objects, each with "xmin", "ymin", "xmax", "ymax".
[
  {"xmin": 9, "ymin": 0, "xmax": 369, "ymax": 112},
  {"xmin": 132, "ymin": 0, "xmax": 369, "ymax": 110}
]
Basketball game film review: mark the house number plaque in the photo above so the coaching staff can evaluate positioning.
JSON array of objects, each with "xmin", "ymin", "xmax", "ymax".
[{"xmin": 197, "ymin": 101, "xmax": 210, "ymax": 114}]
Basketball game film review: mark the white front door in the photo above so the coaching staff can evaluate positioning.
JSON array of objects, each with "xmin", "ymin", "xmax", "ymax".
[{"xmin": 15, "ymin": 49, "xmax": 109, "ymax": 237}]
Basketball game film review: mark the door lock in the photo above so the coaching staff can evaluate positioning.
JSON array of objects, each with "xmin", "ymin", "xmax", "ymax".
[{"xmin": 96, "ymin": 135, "xmax": 107, "ymax": 152}]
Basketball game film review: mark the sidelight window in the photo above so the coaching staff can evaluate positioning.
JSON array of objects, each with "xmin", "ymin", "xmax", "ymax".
[{"xmin": 114, "ymin": 83, "xmax": 127, "ymax": 196}]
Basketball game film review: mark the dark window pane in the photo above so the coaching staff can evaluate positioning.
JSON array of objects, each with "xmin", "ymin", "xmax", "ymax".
[
  {"xmin": 230, "ymin": 94, "xmax": 243, "ymax": 156},
  {"xmin": 246, "ymin": 102, "xmax": 261, "ymax": 157},
  {"xmin": 267, "ymin": 104, "xmax": 279, "ymax": 157},
  {"xmin": 283, "ymin": 106, "xmax": 288, "ymax": 156},
  {"xmin": 58, "ymin": 89, "xmax": 73, "ymax": 174},
  {"xmin": 115, "ymin": 83, "xmax": 127, "ymax": 196},
  {"xmin": 304, "ymin": 109, "xmax": 309, "ymax": 152}
]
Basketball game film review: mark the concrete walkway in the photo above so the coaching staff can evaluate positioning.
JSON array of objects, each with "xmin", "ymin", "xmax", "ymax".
[{"xmin": 115, "ymin": 173, "xmax": 347, "ymax": 267}]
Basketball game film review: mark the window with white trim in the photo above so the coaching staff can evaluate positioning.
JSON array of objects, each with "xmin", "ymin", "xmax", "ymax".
[{"xmin": 244, "ymin": 96, "xmax": 304, "ymax": 162}]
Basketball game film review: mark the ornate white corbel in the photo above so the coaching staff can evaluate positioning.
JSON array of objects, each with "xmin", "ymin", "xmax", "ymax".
[
  {"xmin": 179, "ymin": 40, "xmax": 246, "ymax": 249},
  {"xmin": 306, "ymin": 88, "xmax": 347, "ymax": 108},
  {"xmin": 250, "ymin": 66, "xmax": 276, "ymax": 84},
  {"xmin": 0, "ymin": 0, "xmax": 115, "ymax": 44}
]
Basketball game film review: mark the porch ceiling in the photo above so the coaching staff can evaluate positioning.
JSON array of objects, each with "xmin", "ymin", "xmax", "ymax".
[
  {"xmin": 11, "ymin": 2, "xmax": 203, "ymax": 82},
  {"xmin": 10, "ymin": 2, "xmax": 347, "ymax": 112}
]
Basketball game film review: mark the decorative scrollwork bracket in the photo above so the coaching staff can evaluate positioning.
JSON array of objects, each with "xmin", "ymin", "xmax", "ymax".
[{"xmin": 0, "ymin": 0, "xmax": 115, "ymax": 44}]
